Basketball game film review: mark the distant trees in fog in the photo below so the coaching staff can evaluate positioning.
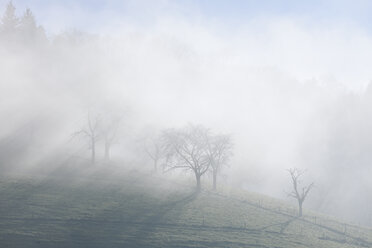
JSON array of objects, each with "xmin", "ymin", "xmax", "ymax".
[
  {"xmin": 1, "ymin": 1, "xmax": 17, "ymax": 33},
  {"xmin": 101, "ymin": 113, "xmax": 124, "ymax": 162},
  {"xmin": 207, "ymin": 134, "xmax": 233, "ymax": 190},
  {"xmin": 0, "ymin": 1, "xmax": 46, "ymax": 45},
  {"xmin": 161, "ymin": 124, "xmax": 233, "ymax": 190},
  {"xmin": 73, "ymin": 112, "xmax": 125, "ymax": 164},
  {"xmin": 144, "ymin": 133, "xmax": 164, "ymax": 173},
  {"xmin": 74, "ymin": 114, "xmax": 101, "ymax": 165},
  {"xmin": 287, "ymin": 168, "xmax": 314, "ymax": 217},
  {"xmin": 162, "ymin": 125, "xmax": 210, "ymax": 190}
]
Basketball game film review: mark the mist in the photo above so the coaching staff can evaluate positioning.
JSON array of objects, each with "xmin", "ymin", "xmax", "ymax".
[{"xmin": 1, "ymin": 0, "xmax": 372, "ymax": 228}]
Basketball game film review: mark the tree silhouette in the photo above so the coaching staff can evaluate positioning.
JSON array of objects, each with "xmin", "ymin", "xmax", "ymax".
[
  {"xmin": 287, "ymin": 168, "xmax": 314, "ymax": 217},
  {"xmin": 19, "ymin": 7, "xmax": 47, "ymax": 44},
  {"xmin": 101, "ymin": 113, "xmax": 123, "ymax": 162},
  {"xmin": 0, "ymin": 2, "xmax": 46, "ymax": 45},
  {"xmin": 73, "ymin": 114, "xmax": 101, "ymax": 165},
  {"xmin": 19, "ymin": 8, "xmax": 36, "ymax": 36},
  {"xmin": 207, "ymin": 134, "xmax": 233, "ymax": 190},
  {"xmin": 144, "ymin": 133, "xmax": 163, "ymax": 173},
  {"xmin": 162, "ymin": 124, "xmax": 210, "ymax": 190},
  {"xmin": 0, "ymin": 1, "xmax": 19, "ymax": 38}
]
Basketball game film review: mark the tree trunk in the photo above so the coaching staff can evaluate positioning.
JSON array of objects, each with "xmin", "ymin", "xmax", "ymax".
[
  {"xmin": 213, "ymin": 170, "xmax": 217, "ymax": 191},
  {"xmin": 298, "ymin": 201, "xmax": 303, "ymax": 217},
  {"xmin": 195, "ymin": 173, "xmax": 201, "ymax": 191},
  {"xmin": 104, "ymin": 141, "xmax": 111, "ymax": 162},
  {"xmin": 91, "ymin": 138, "xmax": 95, "ymax": 165}
]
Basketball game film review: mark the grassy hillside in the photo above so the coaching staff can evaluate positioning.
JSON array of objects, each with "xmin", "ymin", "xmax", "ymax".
[{"xmin": 1, "ymin": 167, "xmax": 371, "ymax": 248}]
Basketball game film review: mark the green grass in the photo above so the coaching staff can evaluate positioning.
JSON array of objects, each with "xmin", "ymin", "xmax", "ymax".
[{"xmin": 0, "ymin": 168, "xmax": 371, "ymax": 248}]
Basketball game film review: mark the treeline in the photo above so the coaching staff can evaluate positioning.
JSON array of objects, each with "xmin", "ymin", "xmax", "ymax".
[
  {"xmin": 74, "ymin": 112, "xmax": 233, "ymax": 191},
  {"xmin": 149, "ymin": 124, "xmax": 232, "ymax": 190},
  {"xmin": 0, "ymin": 2, "xmax": 47, "ymax": 46}
]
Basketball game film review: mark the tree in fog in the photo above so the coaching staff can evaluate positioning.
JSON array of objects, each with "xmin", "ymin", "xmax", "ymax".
[
  {"xmin": 207, "ymin": 134, "xmax": 233, "ymax": 190},
  {"xmin": 19, "ymin": 8, "xmax": 35, "ymax": 32},
  {"xmin": 101, "ymin": 114, "xmax": 123, "ymax": 162},
  {"xmin": 74, "ymin": 114, "xmax": 101, "ymax": 165},
  {"xmin": 162, "ymin": 124, "xmax": 210, "ymax": 190},
  {"xmin": 287, "ymin": 168, "xmax": 314, "ymax": 217},
  {"xmin": 0, "ymin": 3, "xmax": 46, "ymax": 45},
  {"xmin": 0, "ymin": 1, "xmax": 19, "ymax": 35},
  {"xmin": 144, "ymin": 133, "xmax": 163, "ymax": 173},
  {"xmin": 19, "ymin": 8, "xmax": 46, "ymax": 43}
]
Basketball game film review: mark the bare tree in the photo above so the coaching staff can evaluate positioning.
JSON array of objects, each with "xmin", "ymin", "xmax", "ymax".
[
  {"xmin": 144, "ymin": 134, "xmax": 163, "ymax": 173},
  {"xmin": 287, "ymin": 168, "xmax": 314, "ymax": 217},
  {"xmin": 101, "ymin": 114, "xmax": 123, "ymax": 162},
  {"xmin": 207, "ymin": 134, "xmax": 233, "ymax": 190},
  {"xmin": 162, "ymin": 124, "xmax": 210, "ymax": 190},
  {"xmin": 73, "ymin": 114, "xmax": 100, "ymax": 165}
]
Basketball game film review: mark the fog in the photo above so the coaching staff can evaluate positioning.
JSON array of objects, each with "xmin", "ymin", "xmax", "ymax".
[{"xmin": 1, "ymin": 1, "xmax": 372, "ymax": 226}]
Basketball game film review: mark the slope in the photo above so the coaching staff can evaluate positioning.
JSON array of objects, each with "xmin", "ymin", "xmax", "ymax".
[{"xmin": 0, "ymin": 167, "xmax": 371, "ymax": 248}]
